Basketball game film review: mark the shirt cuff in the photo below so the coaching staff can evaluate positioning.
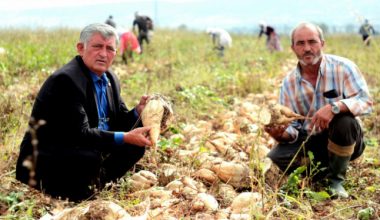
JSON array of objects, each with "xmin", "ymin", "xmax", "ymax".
[{"xmin": 114, "ymin": 132, "xmax": 124, "ymax": 145}]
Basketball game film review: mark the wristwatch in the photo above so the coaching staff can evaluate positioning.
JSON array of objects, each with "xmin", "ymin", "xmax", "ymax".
[{"xmin": 331, "ymin": 102, "xmax": 340, "ymax": 114}]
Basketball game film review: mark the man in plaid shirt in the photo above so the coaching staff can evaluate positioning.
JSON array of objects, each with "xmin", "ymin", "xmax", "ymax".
[{"xmin": 265, "ymin": 22, "xmax": 373, "ymax": 198}]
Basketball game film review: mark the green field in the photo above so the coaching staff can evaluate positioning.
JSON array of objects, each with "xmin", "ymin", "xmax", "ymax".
[{"xmin": 0, "ymin": 28, "xmax": 379, "ymax": 219}]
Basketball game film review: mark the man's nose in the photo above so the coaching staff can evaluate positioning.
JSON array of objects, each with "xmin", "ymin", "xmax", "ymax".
[
  {"xmin": 99, "ymin": 47, "xmax": 107, "ymax": 56},
  {"xmin": 304, "ymin": 43, "xmax": 311, "ymax": 51}
]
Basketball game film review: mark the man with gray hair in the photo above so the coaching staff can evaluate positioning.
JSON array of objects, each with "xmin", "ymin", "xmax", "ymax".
[
  {"xmin": 265, "ymin": 22, "xmax": 373, "ymax": 198},
  {"xmin": 16, "ymin": 23, "xmax": 153, "ymax": 201}
]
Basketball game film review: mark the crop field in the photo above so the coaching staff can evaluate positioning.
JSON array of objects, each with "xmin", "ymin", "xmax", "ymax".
[{"xmin": 0, "ymin": 27, "xmax": 379, "ymax": 219}]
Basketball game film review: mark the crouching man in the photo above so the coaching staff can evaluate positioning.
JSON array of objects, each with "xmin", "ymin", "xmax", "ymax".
[
  {"xmin": 265, "ymin": 22, "xmax": 373, "ymax": 198},
  {"xmin": 16, "ymin": 23, "xmax": 152, "ymax": 202}
]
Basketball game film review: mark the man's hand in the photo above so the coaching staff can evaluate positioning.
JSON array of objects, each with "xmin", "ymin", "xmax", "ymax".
[
  {"xmin": 311, "ymin": 104, "xmax": 334, "ymax": 131},
  {"xmin": 124, "ymin": 126, "xmax": 152, "ymax": 147},
  {"xmin": 264, "ymin": 124, "xmax": 288, "ymax": 141},
  {"xmin": 136, "ymin": 95, "xmax": 150, "ymax": 116}
]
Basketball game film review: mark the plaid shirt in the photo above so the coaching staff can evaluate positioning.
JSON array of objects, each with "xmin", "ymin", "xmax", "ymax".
[{"xmin": 280, "ymin": 54, "xmax": 373, "ymax": 140}]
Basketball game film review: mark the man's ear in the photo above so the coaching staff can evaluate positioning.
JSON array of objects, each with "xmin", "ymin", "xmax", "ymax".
[
  {"xmin": 76, "ymin": 42, "xmax": 84, "ymax": 55},
  {"xmin": 321, "ymin": 40, "xmax": 325, "ymax": 48}
]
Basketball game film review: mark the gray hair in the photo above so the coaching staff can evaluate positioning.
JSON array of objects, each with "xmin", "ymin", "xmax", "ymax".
[
  {"xmin": 79, "ymin": 23, "xmax": 119, "ymax": 46},
  {"xmin": 290, "ymin": 22, "xmax": 324, "ymax": 45}
]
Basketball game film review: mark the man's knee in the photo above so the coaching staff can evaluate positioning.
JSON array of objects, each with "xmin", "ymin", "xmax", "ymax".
[
  {"xmin": 329, "ymin": 113, "xmax": 361, "ymax": 146},
  {"xmin": 267, "ymin": 147, "xmax": 280, "ymax": 163},
  {"xmin": 267, "ymin": 147, "xmax": 296, "ymax": 172},
  {"xmin": 105, "ymin": 144, "xmax": 145, "ymax": 165},
  {"xmin": 126, "ymin": 144, "xmax": 145, "ymax": 158},
  {"xmin": 101, "ymin": 144, "xmax": 146, "ymax": 183}
]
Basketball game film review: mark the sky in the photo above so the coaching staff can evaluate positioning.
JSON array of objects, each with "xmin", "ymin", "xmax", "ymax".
[{"xmin": 0, "ymin": 0, "xmax": 379, "ymax": 33}]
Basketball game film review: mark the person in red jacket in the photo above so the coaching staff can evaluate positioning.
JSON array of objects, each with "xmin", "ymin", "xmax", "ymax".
[{"xmin": 119, "ymin": 31, "xmax": 141, "ymax": 64}]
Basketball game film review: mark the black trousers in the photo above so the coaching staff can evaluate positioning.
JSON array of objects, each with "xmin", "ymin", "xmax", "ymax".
[
  {"xmin": 267, "ymin": 113, "xmax": 365, "ymax": 174},
  {"xmin": 34, "ymin": 144, "xmax": 145, "ymax": 201},
  {"xmin": 138, "ymin": 31, "xmax": 149, "ymax": 52},
  {"xmin": 362, "ymin": 35, "xmax": 370, "ymax": 46}
]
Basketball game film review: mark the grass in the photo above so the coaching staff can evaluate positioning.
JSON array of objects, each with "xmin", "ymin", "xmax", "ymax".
[{"xmin": 0, "ymin": 27, "xmax": 379, "ymax": 219}]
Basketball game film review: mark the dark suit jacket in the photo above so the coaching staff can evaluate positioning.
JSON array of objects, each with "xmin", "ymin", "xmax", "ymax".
[{"xmin": 16, "ymin": 56, "xmax": 140, "ymax": 194}]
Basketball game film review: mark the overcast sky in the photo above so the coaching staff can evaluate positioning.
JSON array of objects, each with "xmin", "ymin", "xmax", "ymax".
[{"xmin": 0, "ymin": 0, "xmax": 378, "ymax": 32}]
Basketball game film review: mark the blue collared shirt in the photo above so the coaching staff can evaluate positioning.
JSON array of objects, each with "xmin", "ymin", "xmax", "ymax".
[{"xmin": 90, "ymin": 72, "xmax": 124, "ymax": 145}]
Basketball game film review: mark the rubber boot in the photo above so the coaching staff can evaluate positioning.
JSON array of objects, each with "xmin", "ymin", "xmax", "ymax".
[{"xmin": 327, "ymin": 153, "xmax": 350, "ymax": 198}]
